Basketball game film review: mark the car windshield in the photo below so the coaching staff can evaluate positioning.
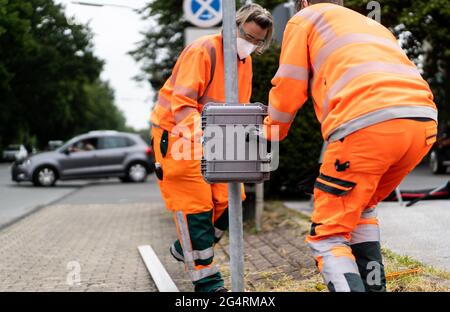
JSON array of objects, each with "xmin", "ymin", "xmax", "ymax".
[
  {"xmin": 58, "ymin": 135, "xmax": 92, "ymax": 152},
  {"xmin": 67, "ymin": 138, "xmax": 98, "ymax": 153}
]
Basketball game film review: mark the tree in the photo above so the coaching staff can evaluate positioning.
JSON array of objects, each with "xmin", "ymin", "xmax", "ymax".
[
  {"xmin": 130, "ymin": 0, "xmax": 188, "ymax": 91},
  {"xmin": 78, "ymin": 80, "xmax": 129, "ymax": 133},
  {"xmin": 0, "ymin": 0, "xmax": 128, "ymax": 151},
  {"xmin": 346, "ymin": 0, "xmax": 450, "ymax": 122}
]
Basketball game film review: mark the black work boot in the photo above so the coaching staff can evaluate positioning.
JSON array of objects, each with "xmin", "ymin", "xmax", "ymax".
[{"xmin": 169, "ymin": 241, "xmax": 184, "ymax": 262}]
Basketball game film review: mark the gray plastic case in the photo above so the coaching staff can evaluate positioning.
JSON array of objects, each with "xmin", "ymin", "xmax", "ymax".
[{"xmin": 201, "ymin": 102, "xmax": 271, "ymax": 183}]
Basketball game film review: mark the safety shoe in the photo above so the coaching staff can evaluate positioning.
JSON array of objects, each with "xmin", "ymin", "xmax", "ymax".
[
  {"xmin": 212, "ymin": 286, "xmax": 228, "ymax": 292},
  {"xmin": 169, "ymin": 245, "xmax": 184, "ymax": 262}
]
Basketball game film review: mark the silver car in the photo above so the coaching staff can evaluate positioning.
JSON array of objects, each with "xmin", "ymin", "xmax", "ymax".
[
  {"xmin": 3, "ymin": 144, "xmax": 28, "ymax": 162},
  {"xmin": 11, "ymin": 131, "xmax": 154, "ymax": 186}
]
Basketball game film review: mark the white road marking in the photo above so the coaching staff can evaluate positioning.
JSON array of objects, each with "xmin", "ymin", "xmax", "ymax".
[{"xmin": 138, "ymin": 245, "xmax": 179, "ymax": 292}]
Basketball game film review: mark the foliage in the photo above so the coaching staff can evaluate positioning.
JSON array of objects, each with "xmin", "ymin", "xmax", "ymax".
[
  {"xmin": 0, "ymin": 0, "xmax": 127, "ymax": 151},
  {"xmin": 346, "ymin": 0, "xmax": 450, "ymax": 121}
]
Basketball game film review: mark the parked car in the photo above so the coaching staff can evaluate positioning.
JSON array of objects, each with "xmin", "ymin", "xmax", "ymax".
[
  {"xmin": 430, "ymin": 121, "xmax": 450, "ymax": 174},
  {"xmin": 12, "ymin": 130, "xmax": 154, "ymax": 186},
  {"xmin": 2, "ymin": 144, "xmax": 28, "ymax": 162}
]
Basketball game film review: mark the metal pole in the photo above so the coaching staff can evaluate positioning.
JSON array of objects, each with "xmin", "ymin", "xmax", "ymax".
[{"xmin": 222, "ymin": 0, "xmax": 244, "ymax": 292}]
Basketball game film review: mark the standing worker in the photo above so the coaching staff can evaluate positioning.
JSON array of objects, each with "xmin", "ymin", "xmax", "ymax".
[
  {"xmin": 150, "ymin": 4, "xmax": 274, "ymax": 292},
  {"xmin": 264, "ymin": 0, "xmax": 438, "ymax": 292}
]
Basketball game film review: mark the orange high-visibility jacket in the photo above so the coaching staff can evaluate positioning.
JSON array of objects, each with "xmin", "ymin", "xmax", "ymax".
[
  {"xmin": 151, "ymin": 33, "xmax": 253, "ymax": 137},
  {"xmin": 265, "ymin": 3, "xmax": 437, "ymax": 142}
]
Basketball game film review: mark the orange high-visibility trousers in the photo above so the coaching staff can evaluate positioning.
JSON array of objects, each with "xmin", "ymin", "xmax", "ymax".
[
  {"xmin": 306, "ymin": 118, "xmax": 437, "ymax": 292},
  {"xmin": 151, "ymin": 126, "xmax": 245, "ymax": 291}
]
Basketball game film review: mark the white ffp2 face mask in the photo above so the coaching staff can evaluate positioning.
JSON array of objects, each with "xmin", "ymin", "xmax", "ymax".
[{"xmin": 236, "ymin": 37, "xmax": 257, "ymax": 60}]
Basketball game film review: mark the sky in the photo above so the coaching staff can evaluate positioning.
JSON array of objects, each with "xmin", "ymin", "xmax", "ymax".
[{"xmin": 55, "ymin": 0, "xmax": 155, "ymax": 130}]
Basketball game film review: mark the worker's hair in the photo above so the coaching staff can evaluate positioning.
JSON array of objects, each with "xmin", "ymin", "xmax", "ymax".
[
  {"xmin": 235, "ymin": 3, "xmax": 274, "ymax": 55},
  {"xmin": 295, "ymin": 0, "xmax": 344, "ymax": 11}
]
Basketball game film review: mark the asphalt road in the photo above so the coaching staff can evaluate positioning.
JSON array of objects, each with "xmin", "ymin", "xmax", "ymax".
[
  {"xmin": 0, "ymin": 163, "xmax": 91, "ymax": 229},
  {"xmin": 57, "ymin": 175, "xmax": 162, "ymax": 205},
  {"xmin": 0, "ymin": 161, "xmax": 163, "ymax": 229},
  {"xmin": 285, "ymin": 164, "xmax": 450, "ymax": 272},
  {"xmin": 398, "ymin": 164, "xmax": 449, "ymax": 190}
]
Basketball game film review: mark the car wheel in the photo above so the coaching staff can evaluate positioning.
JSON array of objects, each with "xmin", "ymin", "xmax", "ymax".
[
  {"xmin": 33, "ymin": 166, "xmax": 58, "ymax": 186},
  {"xmin": 126, "ymin": 162, "xmax": 148, "ymax": 183},
  {"xmin": 430, "ymin": 150, "xmax": 446, "ymax": 174}
]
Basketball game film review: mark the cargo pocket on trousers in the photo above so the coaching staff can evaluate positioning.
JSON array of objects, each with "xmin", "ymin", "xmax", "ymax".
[
  {"xmin": 425, "ymin": 125, "xmax": 438, "ymax": 146},
  {"xmin": 314, "ymin": 173, "xmax": 356, "ymax": 196}
]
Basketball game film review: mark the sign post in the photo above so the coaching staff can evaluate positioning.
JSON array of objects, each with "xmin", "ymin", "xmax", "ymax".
[{"xmin": 222, "ymin": 0, "xmax": 245, "ymax": 292}]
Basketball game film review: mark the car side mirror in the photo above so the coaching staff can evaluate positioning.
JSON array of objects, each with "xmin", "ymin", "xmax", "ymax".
[{"xmin": 63, "ymin": 149, "xmax": 71, "ymax": 155}]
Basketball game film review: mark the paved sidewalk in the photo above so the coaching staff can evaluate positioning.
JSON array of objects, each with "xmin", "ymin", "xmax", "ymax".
[
  {"xmin": 0, "ymin": 168, "xmax": 319, "ymax": 293},
  {"xmin": 0, "ymin": 197, "xmax": 317, "ymax": 292},
  {"xmin": 0, "ymin": 201, "xmax": 192, "ymax": 291}
]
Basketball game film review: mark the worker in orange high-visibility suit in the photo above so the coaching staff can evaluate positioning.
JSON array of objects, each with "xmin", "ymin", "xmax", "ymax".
[
  {"xmin": 150, "ymin": 4, "xmax": 274, "ymax": 292},
  {"xmin": 264, "ymin": 0, "xmax": 438, "ymax": 292}
]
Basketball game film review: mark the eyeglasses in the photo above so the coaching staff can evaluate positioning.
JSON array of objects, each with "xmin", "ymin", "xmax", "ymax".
[{"xmin": 238, "ymin": 26, "xmax": 266, "ymax": 47}]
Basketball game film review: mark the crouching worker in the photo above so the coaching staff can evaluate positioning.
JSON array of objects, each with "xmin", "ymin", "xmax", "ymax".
[
  {"xmin": 264, "ymin": 0, "xmax": 438, "ymax": 291},
  {"xmin": 150, "ymin": 4, "xmax": 274, "ymax": 292}
]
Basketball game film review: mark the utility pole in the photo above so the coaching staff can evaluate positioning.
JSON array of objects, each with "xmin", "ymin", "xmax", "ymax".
[{"xmin": 222, "ymin": 0, "xmax": 245, "ymax": 292}]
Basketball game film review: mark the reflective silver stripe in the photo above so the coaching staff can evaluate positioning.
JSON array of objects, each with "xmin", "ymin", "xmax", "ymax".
[
  {"xmin": 189, "ymin": 265, "xmax": 220, "ymax": 282},
  {"xmin": 327, "ymin": 105, "xmax": 438, "ymax": 142},
  {"xmin": 173, "ymin": 85, "xmax": 199, "ymax": 101},
  {"xmin": 170, "ymin": 244, "xmax": 184, "ymax": 261},
  {"xmin": 170, "ymin": 244, "xmax": 214, "ymax": 261},
  {"xmin": 295, "ymin": 5, "xmax": 340, "ymax": 46},
  {"xmin": 215, "ymin": 227, "xmax": 224, "ymax": 239},
  {"xmin": 193, "ymin": 247, "xmax": 214, "ymax": 260},
  {"xmin": 361, "ymin": 208, "xmax": 377, "ymax": 219},
  {"xmin": 350, "ymin": 224, "xmax": 380, "ymax": 245},
  {"xmin": 314, "ymin": 33, "xmax": 404, "ymax": 72},
  {"xmin": 174, "ymin": 106, "xmax": 198, "ymax": 124},
  {"xmin": 320, "ymin": 256, "xmax": 360, "ymax": 291},
  {"xmin": 308, "ymin": 236, "xmax": 360, "ymax": 291},
  {"xmin": 307, "ymin": 235, "xmax": 349, "ymax": 257},
  {"xmin": 268, "ymin": 104, "xmax": 296, "ymax": 123},
  {"xmin": 200, "ymin": 42, "xmax": 217, "ymax": 103},
  {"xmin": 175, "ymin": 211, "xmax": 195, "ymax": 269},
  {"xmin": 173, "ymin": 37, "xmax": 217, "ymax": 107},
  {"xmin": 156, "ymin": 93, "xmax": 171, "ymax": 110},
  {"xmin": 274, "ymin": 64, "xmax": 309, "ymax": 81},
  {"xmin": 322, "ymin": 62, "xmax": 422, "ymax": 120}
]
